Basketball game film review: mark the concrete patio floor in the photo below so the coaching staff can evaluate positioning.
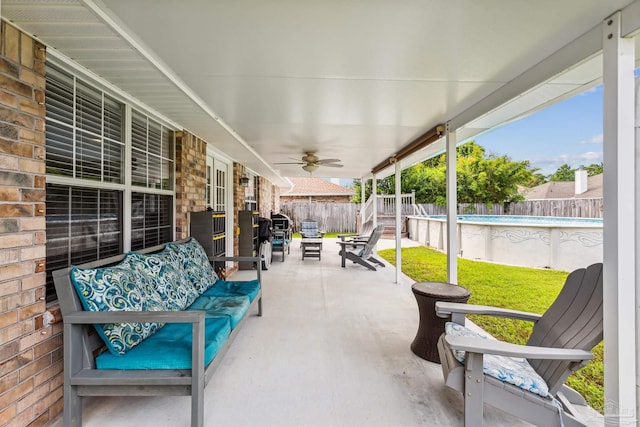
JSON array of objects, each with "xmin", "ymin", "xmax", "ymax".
[{"xmin": 58, "ymin": 238, "xmax": 600, "ymax": 427}]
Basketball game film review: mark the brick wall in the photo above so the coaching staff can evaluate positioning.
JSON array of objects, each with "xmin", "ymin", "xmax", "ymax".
[
  {"xmin": 257, "ymin": 176, "xmax": 272, "ymax": 218},
  {"xmin": 0, "ymin": 23, "xmax": 63, "ymax": 427},
  {"xmin": 272, "ymin": 185, "xmax": 281, "ymax": 214},
  {"xmin": 232, "ymin": 162, "xmax": 247, "ymax": 257},
  {"xmin": 175, "ymin": 131, "xmax": 207, "ymax": 240}
]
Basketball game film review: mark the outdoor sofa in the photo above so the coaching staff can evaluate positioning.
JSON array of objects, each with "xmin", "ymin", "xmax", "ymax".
[{"xmin": 52, "ymin": 237, "xmax": 262, "ymax": 427}]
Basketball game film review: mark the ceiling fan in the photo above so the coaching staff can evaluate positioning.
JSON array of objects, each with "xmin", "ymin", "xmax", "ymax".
[{"xmin": 275, "ymin": 152, "xmax": 343, "ymax": 173}]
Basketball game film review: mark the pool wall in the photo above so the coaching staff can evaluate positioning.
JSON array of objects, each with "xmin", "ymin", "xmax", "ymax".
[{"xmin": 407, "ymin": 215, "xmax": 603, "ymax": 271}]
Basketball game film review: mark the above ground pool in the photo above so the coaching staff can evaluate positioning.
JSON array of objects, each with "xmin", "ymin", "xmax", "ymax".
[{"xmin": 407, "ymin": 215, "xmax": 603, "ymax": 271}]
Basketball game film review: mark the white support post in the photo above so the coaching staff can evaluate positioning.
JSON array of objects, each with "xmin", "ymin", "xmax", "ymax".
[
  {"xmin": 395, "ymin": 161, "xmax": 402, "ymax": 284},
  {"xmin": 123, "ymin": 104, "xmax": 132, "ymax": 252},
  {"xmin": 636, "ymin": 75, "xmax": 640, "ymax": 427},
  {"xmin": 445, "ymin": 123, "xmax": 458, "ymax": 284},
  {"xmin": 361, "ymin": 176, "xmax": 366, "ymax": 222},
  {"xmin": 372, "ymin": 174, "xmax": 378, "ymax": 228},
  {"xmin": 602, "ymin": 12, "xmax": 637, "ymax": 426}
]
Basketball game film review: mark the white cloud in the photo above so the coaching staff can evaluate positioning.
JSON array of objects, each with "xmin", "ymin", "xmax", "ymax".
[
  {"xmin": 577, "ymin": 151, "xmax": 602, "ymax": 161},
  {"xmin": 579, "ymin": 133, "xmax": 603, "ymax": 144},
  {"xmin": 529, "ymin": 151, "xmax": 602, "ymax": 175}
]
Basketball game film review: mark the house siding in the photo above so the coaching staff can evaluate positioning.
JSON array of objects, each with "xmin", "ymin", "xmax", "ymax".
[{"xmin": 0, "ymin": 23, "xmax": 64, "ymax": 427}]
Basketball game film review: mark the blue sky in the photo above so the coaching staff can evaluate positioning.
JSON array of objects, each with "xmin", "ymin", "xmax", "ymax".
[{"xmin": 475, "ymin": 86, "xmax": 603, "ymax": 176}]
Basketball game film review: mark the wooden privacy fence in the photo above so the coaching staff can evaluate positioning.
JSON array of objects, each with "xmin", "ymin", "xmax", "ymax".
[
  {"xmin": 280, "ymin": 202, "xmax": 358, "ymax": 233},
  {"xmin": 279, "ymin": 198, "xmax": 603, "ymax": 234},
  {"xmin": 415, "ymin": 198, "xmax": 603, "ymax": 218}
]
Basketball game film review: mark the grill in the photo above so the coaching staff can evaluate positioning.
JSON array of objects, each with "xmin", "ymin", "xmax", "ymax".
[{"xmin": 271, "ymin": 213, "xmax": 291, "ymax": 232}]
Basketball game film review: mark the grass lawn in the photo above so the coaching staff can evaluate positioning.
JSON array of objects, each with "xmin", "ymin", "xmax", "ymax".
[
  {"xmin": 378, "ymin": 245, "xmax": 604, "ymax": 413},
  {"xmin": 291, "ymin": 232, "xmax": 343, "ymax": 239}
]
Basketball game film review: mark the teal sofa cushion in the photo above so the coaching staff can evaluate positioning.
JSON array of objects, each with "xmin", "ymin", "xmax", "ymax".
[
  {"xmin": 167, "ymin": 238, "xmax": 218, "ymax": 294},
  {"xmin": 96, "ymin": 316, "xmax": 231, "ymax": 370},
  {"xmin": 70, "ymin": 266, "xmax": 165, "ymax": 355},
  {"xmin": 272, "ymin": 238, "xmax": 289, "ymax": 247},
  {"xmin": 123, "ymin": 248, "xmax": 199, "ymax": 310},
  {"xmin": 187, "ymin": 295, "xmax": 250, "ymax": 328},
  {"xmin": 202, "ymin": 279, "xmax": 260, "ymax": 302}
]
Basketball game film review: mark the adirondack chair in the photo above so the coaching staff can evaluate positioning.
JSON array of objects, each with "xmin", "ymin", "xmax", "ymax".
[
  {"xmin": 300, "ymin": 218, "xmax": 324, "ymax": 239},
  {"xmin": 337, "ymin": 220, "xmax": 374, "ymax": 244},
  {"xmin": 337, "ymin": 224, "xmax": 386, "ymax": 271},
  {"xmin": 435, "ymin": 263, "xmax": 603, "ymax": 427}
]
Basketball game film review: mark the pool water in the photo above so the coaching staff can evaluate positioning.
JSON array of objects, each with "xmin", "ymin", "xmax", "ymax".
[{"xmin": 423, "ymin": 215, "xmax": 602, "ymax": 227}]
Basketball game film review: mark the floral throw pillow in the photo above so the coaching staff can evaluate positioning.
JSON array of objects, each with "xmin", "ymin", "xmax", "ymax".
[
  {"xmin": 70, "ymin": 266, "xmax": 165, "ymax": 355},
  {"xmin": 167, "ymin": 238, "xmax": 218, "ymax": 294},
  {"xmin": 123, "ymin": 249, "xmax": 199, "ymax": 310},
  {"xmin": 445, "ymin": 322, "xmax": 549, "ymax": 397}
]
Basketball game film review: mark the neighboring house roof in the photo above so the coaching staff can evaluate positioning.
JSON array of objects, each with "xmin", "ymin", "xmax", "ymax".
[
  {"xmin": 522, "ymin": 174, "xmax": 603, "ymax": 199},
  {"xmin": 282, "ymin": 177, "xmax": 355, "ymax": 197}
]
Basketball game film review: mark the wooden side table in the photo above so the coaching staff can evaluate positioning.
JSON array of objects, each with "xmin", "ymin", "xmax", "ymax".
[
  {"xmin": 301, "ymin": 238, "xmax": 323, "ymax": 260},
  {"xmin": 410, "ymin": 282, "xmax": 470, "ymax": 363}
]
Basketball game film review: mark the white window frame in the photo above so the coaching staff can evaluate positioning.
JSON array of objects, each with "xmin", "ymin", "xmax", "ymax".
[{"xmin": 46, "ymin": 53, "xmax": 177, "ymax": 255}]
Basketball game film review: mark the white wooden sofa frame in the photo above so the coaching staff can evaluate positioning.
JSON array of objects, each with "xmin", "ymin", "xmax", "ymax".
[{"xmin": 52, "ymin": 238, "xmax": 262, "ymax": 427}]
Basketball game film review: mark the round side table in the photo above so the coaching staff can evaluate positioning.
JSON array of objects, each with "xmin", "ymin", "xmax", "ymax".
[{"xmin": 410, "ymin": 282, "xmax": 471, "ymax": 363}]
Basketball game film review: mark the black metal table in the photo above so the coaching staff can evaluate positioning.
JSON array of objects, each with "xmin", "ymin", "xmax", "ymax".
[{"xmin": 410, "ymin": 281, "xmax": 471, "ymax": 363}]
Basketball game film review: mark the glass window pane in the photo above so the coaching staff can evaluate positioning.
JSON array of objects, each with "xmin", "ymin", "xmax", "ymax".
[
  {"xmin": 148, "ymin": 154, "xmax": 162, "ymax": 189},
  {"xmin": 131, "ymin": 148, "xmax": 148, "ymax": 187},
  {"xmin": 131, "ymin": 110, "xmax": 147, "ymax": 151},
  {"xmin": 45, "ymin": 121, "xmax": 74, "ymax": 177},
  {"xmin": 131, "ymin": 192, "xmax": 173, "ymax": 251},
  {"xmin": 45, "ymin": 184, "xmax": 122, "ymax": 302},
  {"xmin": 148, "ymin": 119, "xmax": 162, "ymax": 154},
  {"xmin": 76, "ymin": 131, "xmax": 103, "ymax": 181},
  {"xmin": 162, "ymin": 128, "xmax": 173, "ymax": 159},
  {"xmin": 45, "ymin": 66, "xmax": 74, "ymax": 126},
  {"xmin": 104, "ymin": 140, "xmax": 123, "ymax": 183},
  {"xmin": 104, "ymin": 95, "xmax": 123, "ymax": 142},
  {"xmin": 76, "ymin": 82, "xmax": 102, "ymax": 136}
]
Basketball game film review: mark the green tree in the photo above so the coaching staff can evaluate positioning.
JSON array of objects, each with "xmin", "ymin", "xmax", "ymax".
[
  {"xmin": 454, "ymin": 143, "xmax": 532, "ymax": 204},
  {"xmin": 354, "ymin": 141, "xmax": 534, "ymax": 205},
  {"xmin": 548, "ymin": 163, "xmax": 603, "ymax": 182},
  {"xmin": 549, "ymin": 164, "xmax": 575, "ymax": 181},
  {"xmin": 585, "ymin": 163, "xmax": 603, "ymax": 176}
]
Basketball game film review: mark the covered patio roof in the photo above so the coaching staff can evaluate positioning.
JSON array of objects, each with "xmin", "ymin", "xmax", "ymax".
[
  {"xmin": 3, "ymin": 1, "xmax": 640, "ymax": 425},
  {"xmin": 2, "ymin": 0, "xmax": 639, "ymax": 183}
]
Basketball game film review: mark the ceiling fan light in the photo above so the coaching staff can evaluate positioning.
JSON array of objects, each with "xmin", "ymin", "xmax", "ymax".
[{"xmin": 302, "ymin": 163, "xmax": 319, "ymax": 173}]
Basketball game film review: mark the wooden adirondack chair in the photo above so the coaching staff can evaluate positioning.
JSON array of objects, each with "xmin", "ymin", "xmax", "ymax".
[
  {"xmin": 337, "ymin": 224, "xmax": 386, "ymax": 271},
  {"xmin": 337, "ymin": 220, "xmax": 374, "ymax": 243},
  {"xmin": 300, "ymin": 218, "xmax": 324, "ymax": 239},
  {"xmin": 435, "ymin": 263, "xmax": 603, "ymax": 427}
]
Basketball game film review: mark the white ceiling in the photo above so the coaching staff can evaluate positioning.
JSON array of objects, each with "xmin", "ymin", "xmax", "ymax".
[{"xmin": 2, "ymin": 0, "xmax": 638, "ymax": 186}]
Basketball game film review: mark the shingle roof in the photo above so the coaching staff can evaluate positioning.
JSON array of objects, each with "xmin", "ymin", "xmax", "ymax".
[
  {"xmin": 522, "ymin": 174, "xmax": 603, "ymax": 199},
  {"xmin": 282, "ymin": 177, "xmax": 355, "ymax": 196}
]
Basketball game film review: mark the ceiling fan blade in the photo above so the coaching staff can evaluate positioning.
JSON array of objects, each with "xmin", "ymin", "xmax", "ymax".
[
  {"xmin": 273, "ymin": 161, "xmax": 305, "ymax": 165},
  {"xmin": 316, "ymin": 158, "xmax": 341, "ymax": 164},
  {"xmin": 321, "ymin": 163, "xmax": 344, "ymax": 168}
]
